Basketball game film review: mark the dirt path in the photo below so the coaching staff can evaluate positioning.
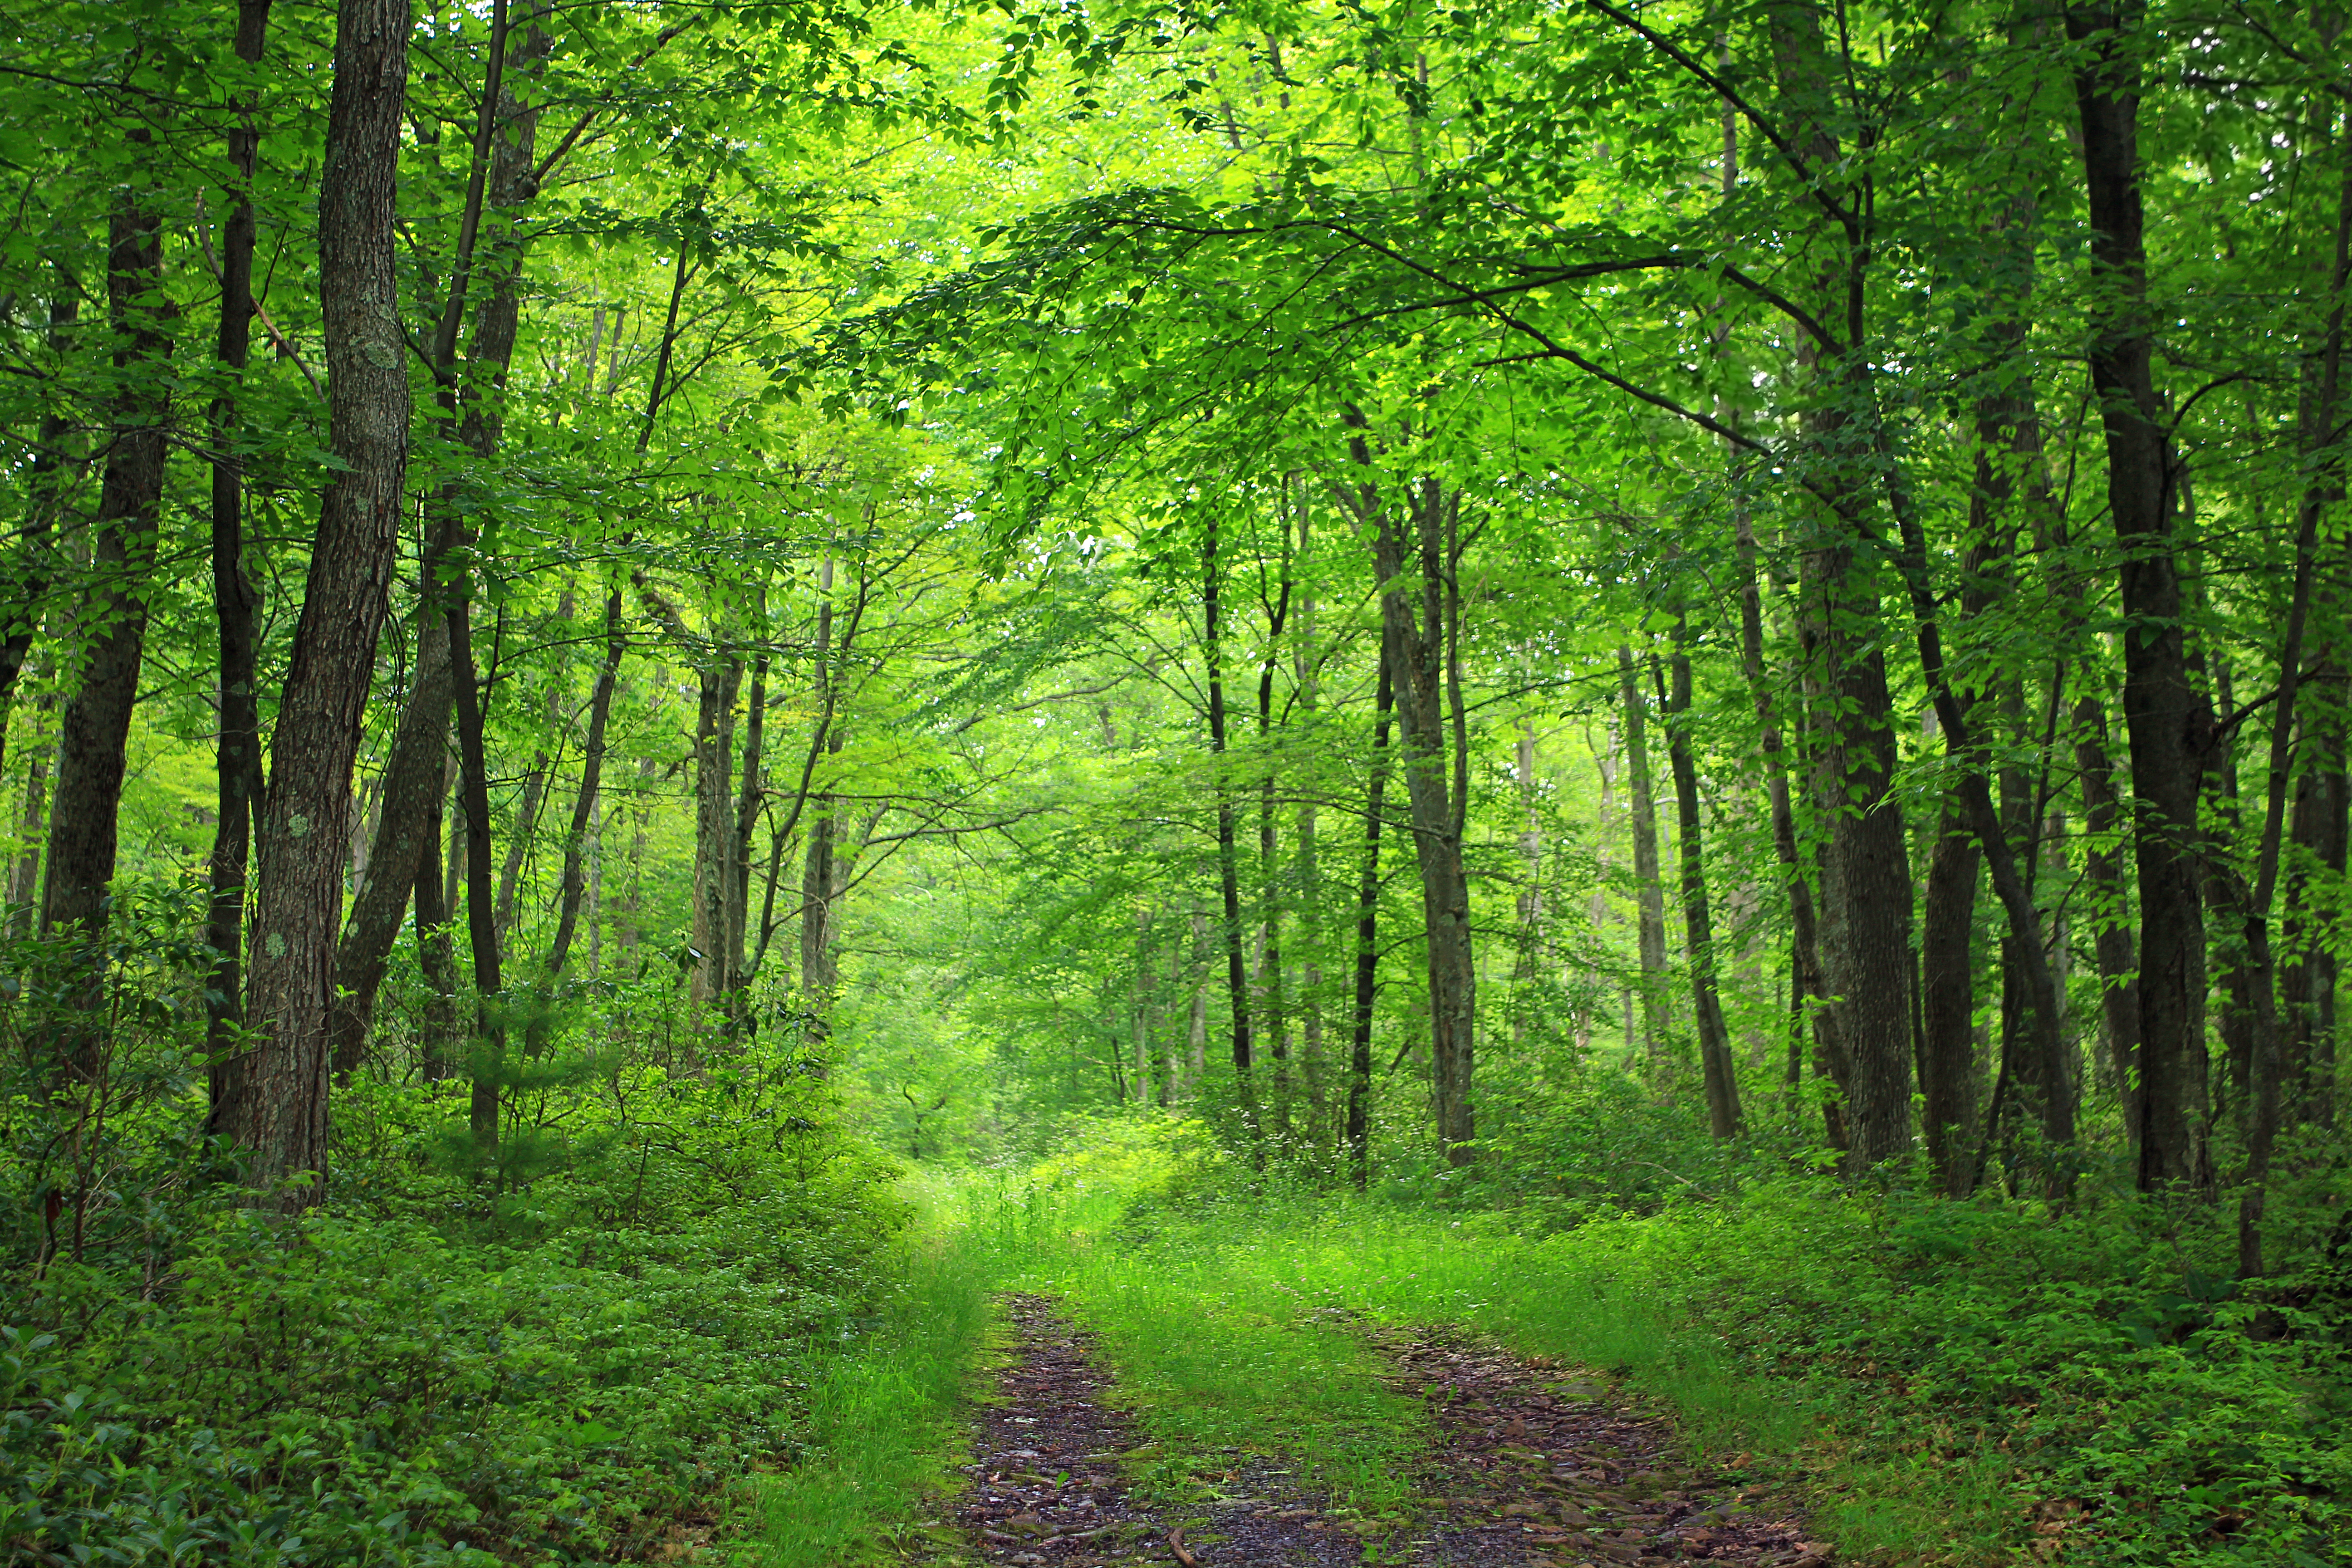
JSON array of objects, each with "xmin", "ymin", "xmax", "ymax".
[
  {"xmin": 1374, "ymin": 1327, "xmax": 1829, "ymax": 1568},
  {"xmin": 942, "ymin": 1298, "xmax": 1828, "ymax": 1568},
  {"xmin": 948, "ymin": 1294, "xmax": 1359, "ymax": 1566}
]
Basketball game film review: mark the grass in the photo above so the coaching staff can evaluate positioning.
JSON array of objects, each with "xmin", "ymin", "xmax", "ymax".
[
  {"xmin": 1064, "ymin": 1195, "xmax": 2026, "ymax": 1566},
  {"xmin": 745, "ymin": 1143, "xmax": 2342, "ymax": 1568},
  {"xmin": 742, "ymin": 1179, "xmax": 995, "ymax": 1568}
]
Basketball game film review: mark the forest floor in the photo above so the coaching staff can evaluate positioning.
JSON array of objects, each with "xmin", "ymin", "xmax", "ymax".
[{"xmin": 925, "ymin": 1292, "xmax": 1833, "ymax": 1568}]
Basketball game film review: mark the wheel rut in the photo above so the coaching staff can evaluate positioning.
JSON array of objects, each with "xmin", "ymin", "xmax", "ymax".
[
  {"xmin": 945, "ymin": 1293, "xmax": 1361, "ymax": 1566},
  {"xmin": 1372, "ymin": 1326, "xmax": 1830, "ymax": 1568},
  {"xmin": 938, "ymin": 1297, "xmax": 1828, "ymax": 1568}
]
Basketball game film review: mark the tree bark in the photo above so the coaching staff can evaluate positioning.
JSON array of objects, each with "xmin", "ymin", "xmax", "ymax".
[
  {"xmin": 1798, "ymin": 539, "xmax": 1915, "ymax": 1172},
  {"xmin": 1257, "ymin": 516, "xmax": 1293, "ymax": 1139},
  {"xmin": 729, "ymin": 639, "xmax": 768, "ymax": 993},
  {"xmin": 1656, "ymin": 639, "xmax": 1740, "ymax": 1136},
  {"xmin": 694, "ymin": 650, "xmax": 742, "ymax": 1010},
  {"xmin": 548, "ymin": 589, "xmax": 623, "ymax": 975},
  {"xmin": 1732, "ymin": 486, "xmax": 1846, "ymax": 1146},
  {"xmin": 325, "ymin": 619, "xmax": 451, "ymax": 1080},
  {"xmin": 492, "ymin": 708, "xmax": 552, "ymax": 945},
  {"xmin": 44, "ymin": 156, "xmax": 171, "ymax": 974},
  {"xmin": 414, "ymin": 751, "xmax": 458, "ymax": 1081},
  {"xmin": 2066, "ymin": 0, "xmax": 2213, "ymax": 1193},
  {"xmin": 2282, "ymin": 700, "xmax": 2345, "ymax": 1128},
  {"xmin": 1920, "ymin": 797, "xmax": 1980, "ymax": 1195},
  {"xmin": 318, "ymin": 0, "xmax": 549, "ymax": 1071},
  {"xmin": 201, "ymin": 0, "xmax": 273, "ymax": 1094},
  {"xmin": 1617, "ymin": 645, "xmax": 1670, "ymax": 1062},
  {"xmin": 1348, "ymin": 646, "xmax": 1395, "ymax": 1190},
  {"xmin": 1331, "ymin": 429, "xmax": 1477, "ymax": 1164},
  {"xmin": 449, "ymin": 598, "xmax": 502, "ymax": 1145},
  {"xmin": 1204, "ymin": 517, "xmax": 1259, "ymax": 1144},
  {"xmin": 227, "ymin": 0, "xmax": 410, "ymax": 1203}
]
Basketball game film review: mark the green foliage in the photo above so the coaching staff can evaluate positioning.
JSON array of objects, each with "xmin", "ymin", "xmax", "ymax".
[
  {"xmin": 0, "ymin": 899, "xmax": 909, "ymax": 1567},
  {"xmin": 1062, "ymin": 1181, "xmax": 2350, "ymax": 1568}
]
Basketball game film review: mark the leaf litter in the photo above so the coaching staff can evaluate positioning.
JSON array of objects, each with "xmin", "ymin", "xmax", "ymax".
[{"xmin": 932, "ymin": 1297, "xmax": 1831, "ymax": 1568}]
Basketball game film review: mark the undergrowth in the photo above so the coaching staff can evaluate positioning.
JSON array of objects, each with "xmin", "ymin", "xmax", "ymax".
[{"xmin": 0, "ymin": 904, "xmax": 909, "ymax": 1568}]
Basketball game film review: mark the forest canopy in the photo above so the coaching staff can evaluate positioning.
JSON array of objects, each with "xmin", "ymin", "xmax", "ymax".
[{"xmin": 1, "ymin": 0, "xmax": 2348, "ymax": 1563}]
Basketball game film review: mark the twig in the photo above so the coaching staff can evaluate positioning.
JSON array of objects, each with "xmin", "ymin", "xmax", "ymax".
[
  {"xmin": 193, "ymin": 191, "xmax": 324, "ymax": 401},
  {"xmin": 1167, "ymin": 1528, "xmax": 1199, "ymax": 1568}
]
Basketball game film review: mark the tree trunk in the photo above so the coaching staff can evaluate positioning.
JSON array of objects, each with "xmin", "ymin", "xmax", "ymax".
[
  {"xmin": 1657, "ymin": 639, "xmax": 1740, "ymax": 1136},
  {"xmin": 325, "ymin": 619, "xmax": 451, "ymax": 1080},
  {"xmin": 548, "ymin": 589, "xmax": 622, "ymax": 976},
  {"xmin": 1920, "ymin": 798, "xmax": 1980, "ymax": 1195},
  {"xmin": 0, "ymin": 290, "xmax": 76, "ymax": 779},
  {"xmin": 227, "ymin": 0, "xmax": 410, "ymax": 1202},
  {"xmin": 1798, "ymin": 540, "xmax": 1915, "ymax": 1172},
  {"xmin": 2066, "ymin": 0, "xmax": 2213, "ymax": 1194},
  {"xmin": 693, "ymin": 651, "xmax": 742, "ymax": 1011},
  {"xmin": 1348, "ymin": 647, "xmax": 1395, "ymax": 1190},
  {"xmin": 1204, "ymin": 517, "xmax": 1259, "ymax": 1143},
  {"xmin": 2073, "ymin": 694, "xmax": 2142, "ymax": 1134},
  {"xmin": 44, "ymin": 159, "xmax": 171, "ymax": 975},
  {"xmin": 201, "ymin": 2, "xmax": 274, "ymax": 1087},
  {"xmin": 492, "ymin": 707, "xmax": 552, "ymax": 946},
  {"xmin": 1333, "ymin": 442, "xmax": 1479, "ymax": 1165},
  {"xmin": 10, "ymin": 692, "xmax": 52, "ymax": 927},
  {"xmin": 1257, "ymin": 521, "xmax": 1293, "ymax": 1140},
  {"xmin": 1294, "ymin": 542, "xmax": 1327, "ymax": 1141},
  {"xmin": 1617, "ymin": 645, "xmax": 1669, "ymax": 1062},
  {"xmin": 414, "ymin": 752, "xmax": 458, "ymax": 1082},
  {"xmin": 1371, "ymin": 472, "xmax": 1476, "ymax": 1163},
  {"xmin": 1133, "ymin": 906, "xmax": 1155, "ymax": 1108},
  {"xmin": 2282, "ymin": 701, "xmax": 2346, "ymax": 1127},
  {"xmin": 450, "ymin": 598, "xmax": 502, "ymax": 1146},
  {"xmin": 729, "ymin": 642, "xmax": 768, "ymax": 993},
  {"xmin": 317, "ymin": 0, "xmax": 549, "ymax": 1071},
  {"xmin": 1731, "ymin": 481, "xmax": 1846, "ymax": 1147}
]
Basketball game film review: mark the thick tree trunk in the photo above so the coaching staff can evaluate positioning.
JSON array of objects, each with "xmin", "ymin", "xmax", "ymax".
[
  {"xmin": 1657, "ymin": 639, "xmax": 1740, "ymax": 1136},
  {"xmin": 1617, "ymin": 646, "xmax": 1669, "ymax": 1061},
  {"xmin": 325, "ymin": 619, "xmax": 451, "ymax": 1080},
  {"xmin": 227, "ymin": 0, "xmax": 410, "ymax": 1203},
  {"xmin": 201, "ymin": 0, "xmax": 274, "ymax": 1089},
  {"xmin": 1370, "ymin": 473, "xmax": 1477, "ymax": 1162},
  {"xmin": 1799, "ymin": 541, "xmax": 1915, "ymax": 1172},
  {"xmin": 1920, "ymin": 799, "xmax": 1980, "ymax": 1195},
  {"xmin": 1348, "ymin": 648, "xmax": 1394, "ymax": 1191},
  {"xmin": 44, "ymin": 165, "xmax": 171, "ymax": 980},
  {"xmin": 2066, "ymin": 1, "xmax": 2213, "ymax": 1193},
  {"xmin": 317, "ymin": 2, "xmax": 549, "ymax": 1070}
]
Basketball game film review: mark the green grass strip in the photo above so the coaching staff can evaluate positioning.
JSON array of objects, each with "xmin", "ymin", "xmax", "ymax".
[
  {"xmin": 743, "ymin": 1221, "xmax": 993, "ymax": 1567},
  {"xmin": 1009, "ymin": 1229, "xmax": 1431, "ymax": 1519}
]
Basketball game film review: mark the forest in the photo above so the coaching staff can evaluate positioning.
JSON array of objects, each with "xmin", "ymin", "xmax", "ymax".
[{"xmin": 1, "ymin": 0, "xmax": 2347, "ymax": 1563}]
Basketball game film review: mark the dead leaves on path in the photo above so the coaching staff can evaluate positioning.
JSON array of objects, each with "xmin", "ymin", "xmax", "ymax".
[
  {"xmin": 933, "ymin": 1298, "xmax": 1826, "ymax": 1568},
  {"xmin": 1374, "ymin": 1327, "xmax": 1826, "ymax": 1568}
]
